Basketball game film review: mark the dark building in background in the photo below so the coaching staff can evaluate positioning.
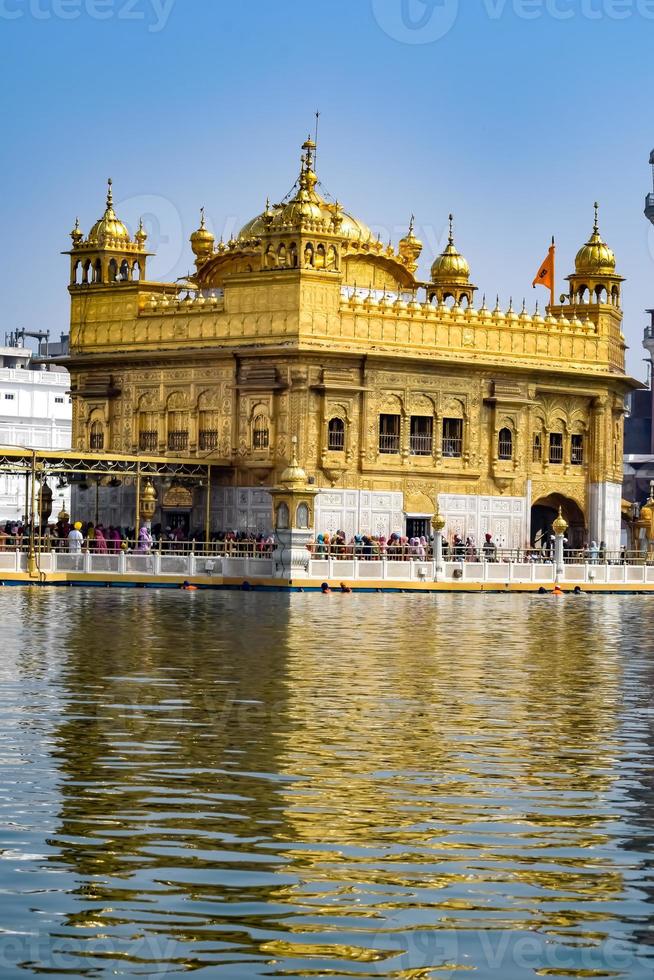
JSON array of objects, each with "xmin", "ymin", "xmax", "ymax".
[{"xmin": 624, "ymin": 152, "xmax": 654, "ymax": 505}]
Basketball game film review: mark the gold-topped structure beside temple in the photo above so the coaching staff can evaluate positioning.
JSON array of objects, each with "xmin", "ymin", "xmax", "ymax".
[{"xmin": 61, "ymin": 137, "xmax": 635, "ymax": 549}]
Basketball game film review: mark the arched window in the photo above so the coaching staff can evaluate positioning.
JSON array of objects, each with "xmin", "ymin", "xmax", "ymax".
[
  {"xmin": 167, "ymin": 395, "xmax": 189, "ymax": 452},
  {"xmin": 108, "ymin": 258, "xmax": 118, "ymax": 282},
  {"xmin": 93, "ymin": 258, "xmax": 102, "ymax": 284},
  {"xmin": 89, "ymin": 421, "xmax": 104, "ymax": 451},
  {"xmin": 532, "ymin": 432, "xmax": 542, "ymax": 462},
  {"xmin": 198, "ymin": 410, "xmax": 219, "ymax": 451},
  {"xmin": 328, "ymin": 417, "xmax": 345, "ymax": 451},
  {"xmin": 326, "ymin": 245, "xmax": 337, "ymax": 271},
  {"xmin": 498, "ymin": 428, "xmax": 513, "ymax": 460},
  {"xmin": 296, "ymin": 503, "xmax": 309, "ymax": 529},
  {"xmin": 253, "ymin": 414, "xmax": 269, "ymax": 450},
  {"xmin": 276, "ymin": 502, "xmax": 289, "ymax": 530},
  {"xmin": 119, "ymin": 260, "xmax": 130, "ymax": 282}
]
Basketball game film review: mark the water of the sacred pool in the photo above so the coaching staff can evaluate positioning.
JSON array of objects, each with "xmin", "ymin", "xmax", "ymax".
[{"xmin": 0, "ymin": 590, "xmax": 652, "ymax": 979}]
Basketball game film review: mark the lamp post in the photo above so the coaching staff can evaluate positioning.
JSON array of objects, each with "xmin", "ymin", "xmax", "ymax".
[
  {"xmin": 431, "ymin": 503, "xmax": 446, "ymax": 580},
  {"xmin": 139, "ymin": 478, "xmax": 157, "ymax": 532},
  {"xmin": 552, "ymin": 506, "xmax": 569, "ymax": 582}
]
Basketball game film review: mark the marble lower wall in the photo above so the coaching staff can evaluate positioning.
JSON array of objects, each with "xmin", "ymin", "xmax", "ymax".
[
  {"xmin": 438, "ymin": 493, "xmax": 529, "ymax": 549},
  {"xmin": 588, "ymin": 481, "xmax": 622, "ymax": 551}
]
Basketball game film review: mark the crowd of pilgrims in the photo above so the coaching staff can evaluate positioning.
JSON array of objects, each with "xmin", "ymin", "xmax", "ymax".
[
  {"xmin": 0, "ymin": 519, "xmax": 611, "ymax": 563},
  {"xmin": 0, "ymin": 520, "xmax": 277, "ymax": 554},
  {"xmin": 311, "ymin": 532, "xmax": 499, "ymax": 560}
]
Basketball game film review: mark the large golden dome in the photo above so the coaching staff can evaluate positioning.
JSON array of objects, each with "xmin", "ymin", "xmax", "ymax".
[
  {"xmin": 430, "ymin": 215, "xmax": 470, "ymax": 282},
  {"xmin": 86, "ymin": 179, "xmax": 131, "ymax": 246},
  {"xmin": 238, "ymin": 138, "xmax": 374, "ymax": 243},
  {"xmin": 575, "ymin": 203, "xmax": 616, "ymax": 276}
]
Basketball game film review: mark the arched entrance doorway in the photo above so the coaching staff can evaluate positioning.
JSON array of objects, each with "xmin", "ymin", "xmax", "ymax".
[{"xmin": 531, "ymin": 494, "xmax": 586, "ymax": 551}]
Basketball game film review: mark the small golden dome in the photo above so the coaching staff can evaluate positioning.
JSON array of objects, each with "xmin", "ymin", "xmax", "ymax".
[
  {"xmin": 190, "ymin": 207, "xmax": 215, "ymax": 258},
  {"xmin": 399, "ymin": 215, "xmax": 423, "ymax": 252},
  {"xmin": 575, "ymin": 203, "xmax": 616, "ymax": 275},
  {"xmin": 552, "ymin": 507, "xmax": 569, "ymax": 536},
  {"xmin": 70, "ymin": 217, "xmax": 83, "ymax": 246},
  {"xmin": 141, "ymin": 478, "xmax": 157, "ymax": 502},
  {"xmin": 430, "ymin": 215, "xmax": 470, "ymax": 282},
  {"xmin": 280, "ymin": 440, "xmax": 308, "ymax": 487},
  {"xmin": 135, "ymin": 218, "xmax": 148, "ymax": 247},
  {"xmin": 87, "ymin": 179, "xmax": 131, "ymax": 246}
]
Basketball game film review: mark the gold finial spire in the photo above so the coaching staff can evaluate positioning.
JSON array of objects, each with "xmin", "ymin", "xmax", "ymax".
[
  {"xmin": 448, "ymin": 212, "xmax": 454, "ymax": 245},
  {"xmin": 593, "ymin": 201, "xmax": 599, "ymax": 234},
  {"xmin": 409, "ymin": 213, "xmax": 415, "ymax": 234},
  {"xmin": 106, "ymin": 177, "xmax": 113, "ymax": 210},
  {"xmin": 70, "ymin": 216, "xmax": 83, "ymax": 245},
  {"xmin": 200, "ymin": 206, "xmax": 206, "ymax": 228},
  {"xmin": 135, "ymin": 217, "xmax": 147, "ymax": 246}
]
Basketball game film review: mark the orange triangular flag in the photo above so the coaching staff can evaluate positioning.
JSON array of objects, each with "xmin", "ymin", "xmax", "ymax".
[{"xmin": 532, "ymin": 238, "xmax": 555, "ymax": 307}]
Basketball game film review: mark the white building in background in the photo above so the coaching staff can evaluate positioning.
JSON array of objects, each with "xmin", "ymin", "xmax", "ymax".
[{"xmin": 0, "ymin": 343, "xmax": 72, "ymax": 525}]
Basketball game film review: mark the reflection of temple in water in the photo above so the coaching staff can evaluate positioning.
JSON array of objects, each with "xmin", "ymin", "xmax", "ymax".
[
  {"xmin": 15, "ymin": 592, "xmax": 653, "ymax": 975},
  {"xmin": 264, "ymin": 597, "xmax": 630, "ymax": 962},
  {"xmin": 41, "ymin": 592, "xmax": 297, "ymax": 972}
]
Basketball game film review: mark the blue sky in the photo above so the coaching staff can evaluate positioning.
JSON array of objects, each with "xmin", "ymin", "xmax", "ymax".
[{"xmin": 2, "ymin": 0, "xmax": 653, "ymax": 377}]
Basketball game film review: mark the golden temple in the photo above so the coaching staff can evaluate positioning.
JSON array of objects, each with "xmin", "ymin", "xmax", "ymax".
[{"xmin": 62, "ymin": 137, "xmax": 634, "ymax": 549}]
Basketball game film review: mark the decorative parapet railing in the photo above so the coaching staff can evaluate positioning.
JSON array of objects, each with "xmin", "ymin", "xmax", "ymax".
[
  {"xmin": 140, "ymin": 289, "xmax": 224, "ymax": 315},
  {"xmin": 1, "ymin": 549, "xmax": 654, "ymax": 586}
]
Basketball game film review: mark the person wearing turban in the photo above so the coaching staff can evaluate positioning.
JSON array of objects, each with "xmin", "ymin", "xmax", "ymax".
[{"xmin": 68, "ymin": 522, "xmax": 83, "ymax": 554}]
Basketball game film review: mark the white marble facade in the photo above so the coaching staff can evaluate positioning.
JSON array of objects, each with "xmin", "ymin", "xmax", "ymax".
[
  {"xmin": 315, "ymin": 490, "xmax": 405, "ymax": 539},
  {"xmin": 211, "ymin": 487, "xmax": 277, "ymax": 535},
  {"xmin": 213, "ymin": 487, "xmax": 529, "ymax": 544},
  {"xmin": 437, "ymin": 493, "xmax": 529, "ymax": 550},
  {"xmin": 588, "ymin": 481, "xmax": 622, "ymax": 551}
]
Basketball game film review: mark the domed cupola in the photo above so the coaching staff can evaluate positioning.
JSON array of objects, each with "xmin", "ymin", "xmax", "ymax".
[
  {"xmin": 428, "ymin": 214, "xmax": 476, "ymax": 307},
  {"xmin": 86, "ymin": 179, "xmax": 131, "ymax": 246},
  {"xmin": 66, "ymin": 178, "xmax": 152, "ymax": 287},
  {"xmin": 190, "ymin": 207, "xmax": 215, "ymax": 267},
  {"xmin": 575, "ymin": 202, "xmax": 616, "ymax": 276},
  {"xmin": 398, "ymin": 215, "xmax": 423, "ymax": 275},
  {"xmin": 567, "ymin": 203, "xmax": 623, "ymax": 308}
]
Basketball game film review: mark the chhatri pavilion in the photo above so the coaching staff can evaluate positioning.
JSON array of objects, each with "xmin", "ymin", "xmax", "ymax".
[{"xmin": 62, "ymin": 136, "xmax": 633, "ymax": 550}]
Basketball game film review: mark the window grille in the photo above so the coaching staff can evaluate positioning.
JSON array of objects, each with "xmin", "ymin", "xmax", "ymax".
[
  {"xmin": 410, "ymin": 416, "xmax": 433, "ymax": 456},
  {"xmin": 328, "ymin": 418, "xmax": 345, "ymax": 451},
  {"xmin": 549, "ymin": 432, "xmax": 564, "ymax": 464},
  {"xmin": 253, "ymin": 415, "xmax": 270, "ymax": 449},
  {"xmin": 571, "ymin": 434, "xmax": 584, "ymax": 465},
  {"xmin": 379, "ymin": 414, "xmax": 401, "ymax": 454},
  {"xmin": 442, "ymin": 418, "xmax": 463, "ymax": 458},
  {"xmin": 498, "ymin": 428, "xmax": 513, "ymax": 460}
]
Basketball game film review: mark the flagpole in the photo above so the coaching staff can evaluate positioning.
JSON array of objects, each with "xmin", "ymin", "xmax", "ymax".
[{"xmin": 550, "ymin": 236, "xmax": 555, "ymax": 310}]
